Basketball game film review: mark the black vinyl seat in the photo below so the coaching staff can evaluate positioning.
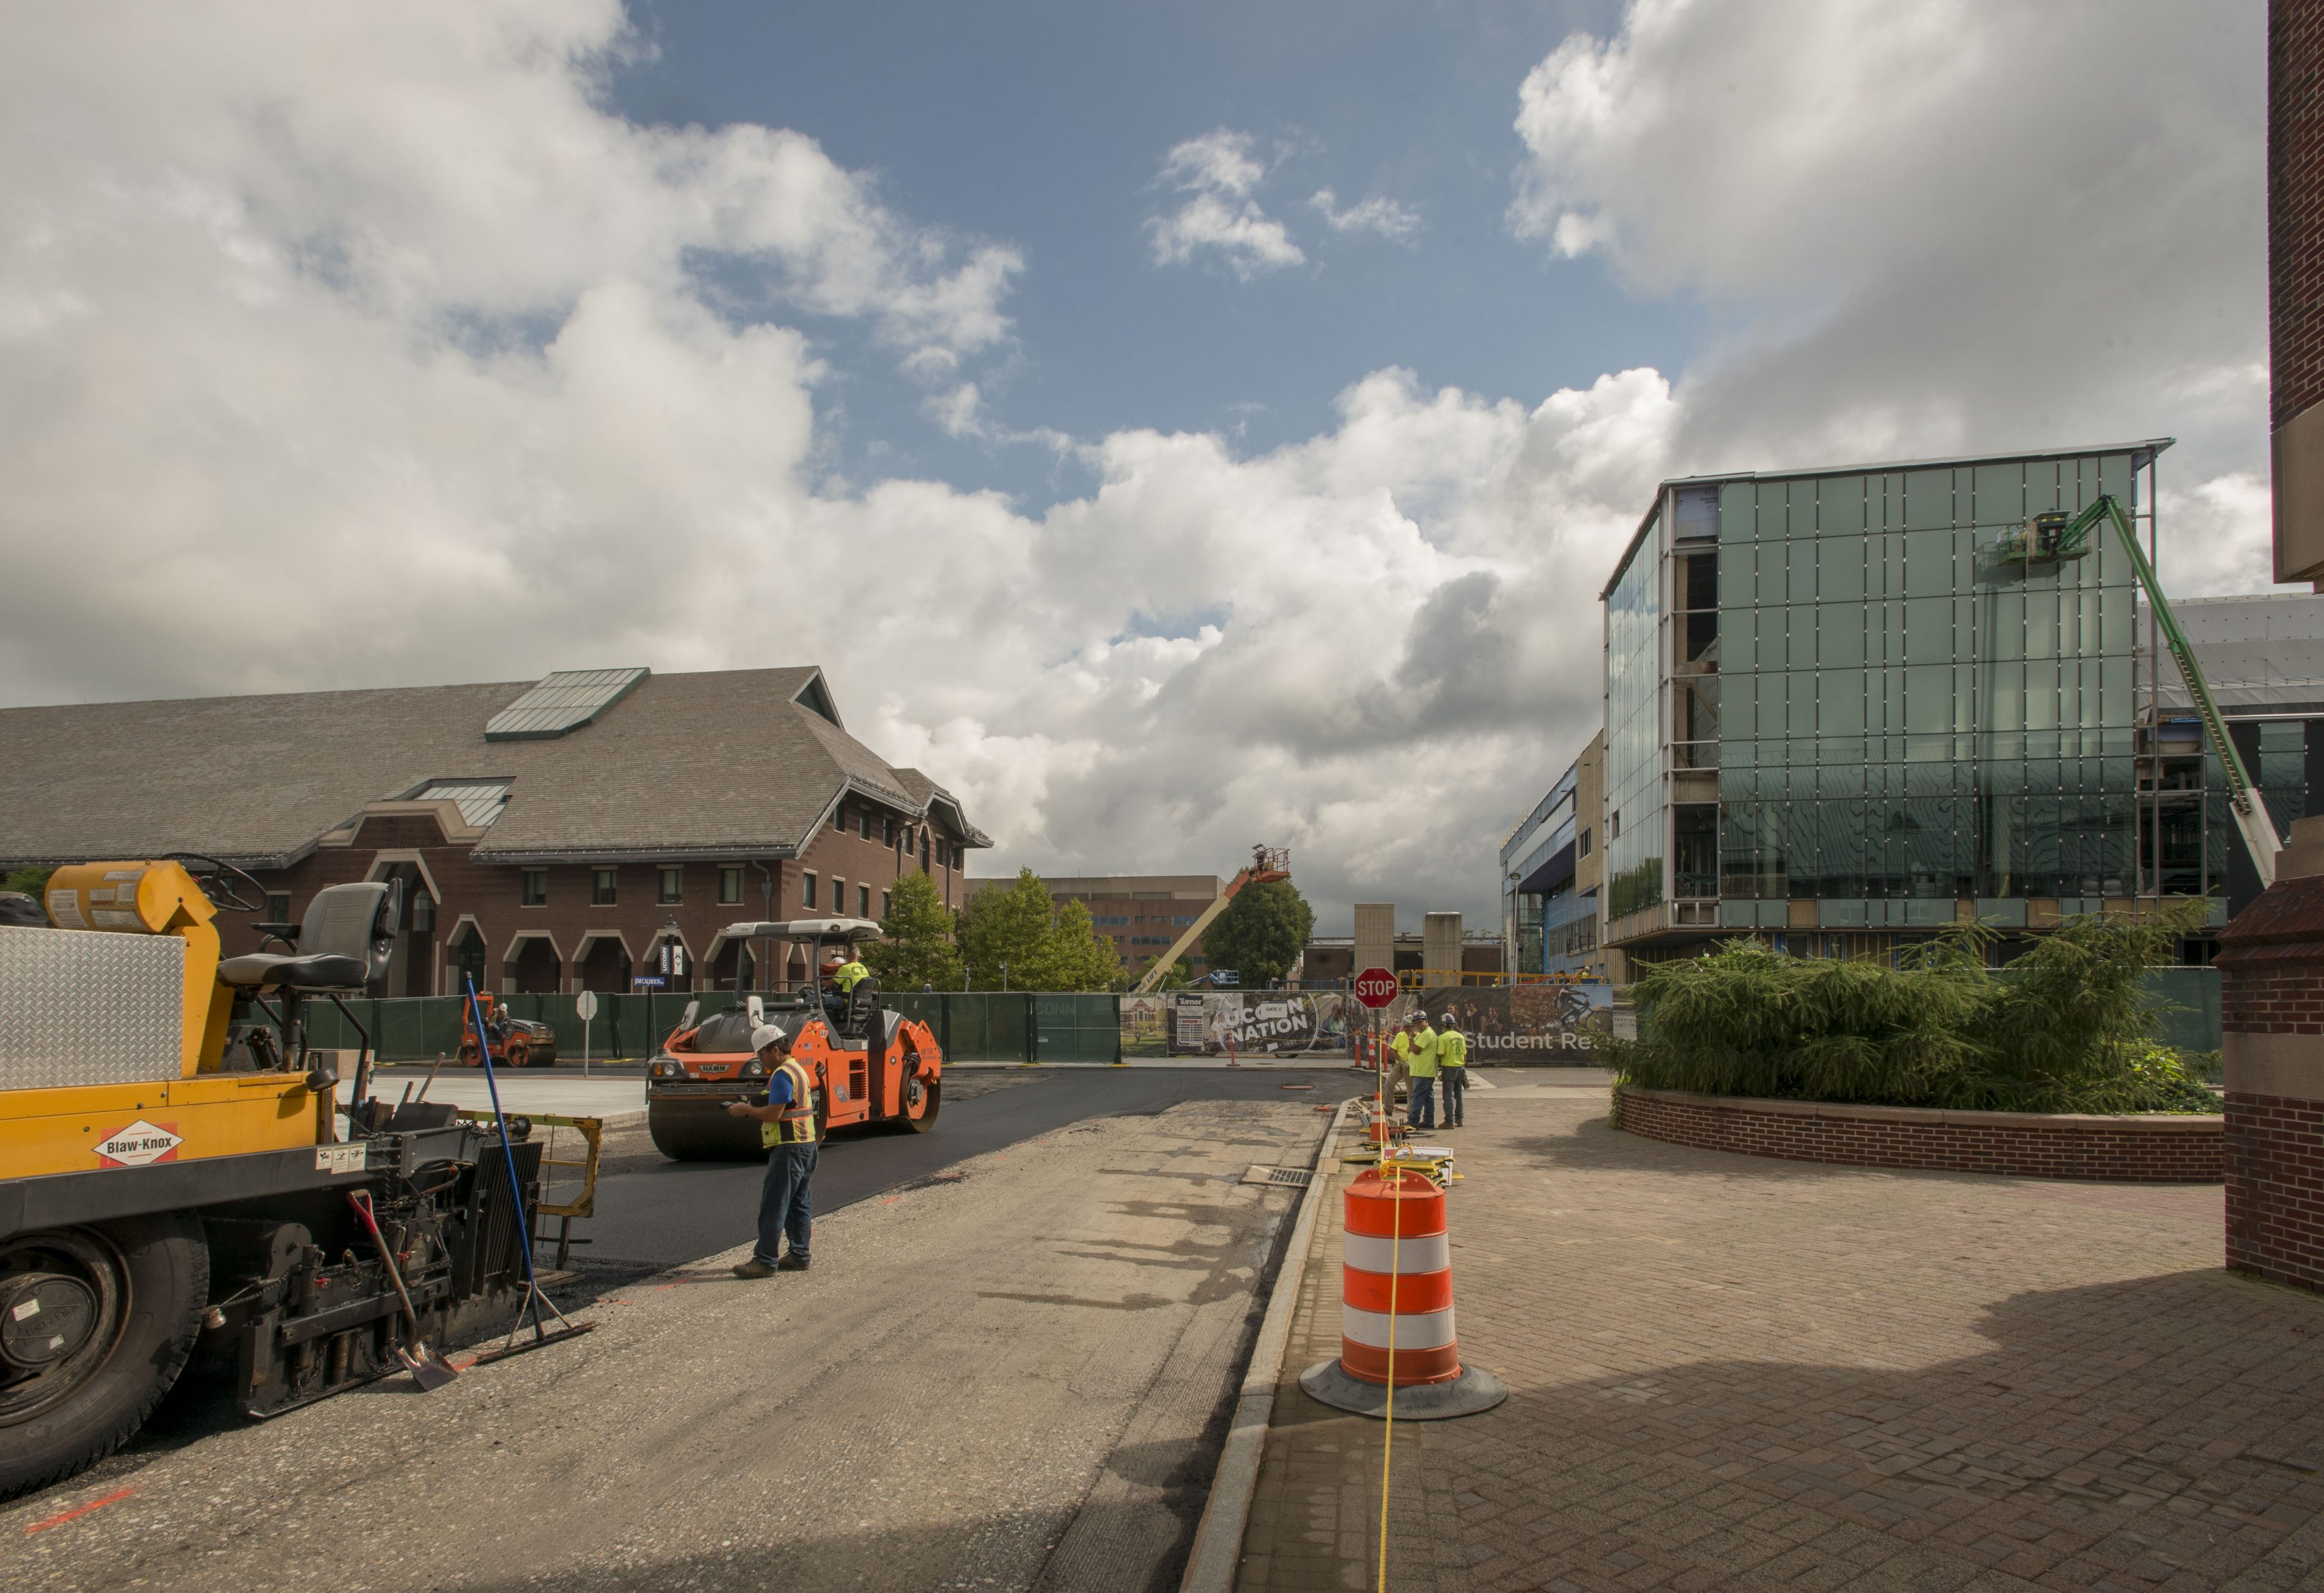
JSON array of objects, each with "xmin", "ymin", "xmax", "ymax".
[{"xmin": 218, "ymin": 882, "xmax": 397, "ymax": 993}]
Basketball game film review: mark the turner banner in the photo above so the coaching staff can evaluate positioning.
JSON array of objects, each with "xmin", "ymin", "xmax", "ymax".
[{"xmin": 1118, "ymin": 991, "xmax": 1358, "ymax": 1057}]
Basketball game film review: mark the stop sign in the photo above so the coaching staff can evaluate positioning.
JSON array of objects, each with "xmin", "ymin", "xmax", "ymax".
[{"xmin": 1354, "ymin": 967, "xmax": 1398, "ymax": 1008}]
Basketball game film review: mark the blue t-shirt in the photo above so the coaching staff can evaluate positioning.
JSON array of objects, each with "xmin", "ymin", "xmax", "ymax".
[{"xmin": 765, "ymin": 1069, "xmax": 797, "ymax": 1106}]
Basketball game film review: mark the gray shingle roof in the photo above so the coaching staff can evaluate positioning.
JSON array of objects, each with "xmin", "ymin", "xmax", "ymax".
[{"xmin": 0, "ymin": 667, "xmax": 988, "ymax": 868}]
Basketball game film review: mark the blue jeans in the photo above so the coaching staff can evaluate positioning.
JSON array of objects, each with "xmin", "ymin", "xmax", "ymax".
[
  {"xmin": 1409, "ymin": 1076, "xmax": 1436, "ymax": 1130},
  {"xmin": 1440, "ymin": 1067, "xmax": 1465, "ymax": 1126},
  {"xmin": 755, "ymin": 1141, "xmax": 818, "ymax": 1263}
]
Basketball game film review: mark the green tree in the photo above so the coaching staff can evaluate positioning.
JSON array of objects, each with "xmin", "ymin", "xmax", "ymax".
[
  {"xmin": 864, "ymin": 870, "xmax": 963, "ymax": 991},
  {"xmin": 3, "ymin": 866, "xmax": 52, "ymax": 900},
  {"xmin": 1203, "ymin": 879, "xmax": 1314, "ymax": 986},
  {"xmin": 957, "ymin": 868, "xmax": 1123, "ymax": 992},
  {"xmin": 959, "ymin": 869, "xmax": 1056, "ymax": 990}
]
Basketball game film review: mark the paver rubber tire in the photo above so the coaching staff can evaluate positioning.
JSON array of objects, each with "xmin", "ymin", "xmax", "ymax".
[
  {"xmin": 891, "ymin": 1073, "xmax": 940, "ymax": 1134},
  {"xmin": 0, "ymin": 1213, "xmax": 207, "ymax": 1501},
  {"xmin": 647, "ymin": 1100, "xmax": 768, "ymax": 1162}
]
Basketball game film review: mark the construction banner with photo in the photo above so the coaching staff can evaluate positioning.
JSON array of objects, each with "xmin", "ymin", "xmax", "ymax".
[
  {"xmin": 1382, "ymin": 980, "xmax": 1612, "ymax": 1062},
  {"xmin": 1119, "ymin": 990, "xmax": 1360, "ymax": 1058}
]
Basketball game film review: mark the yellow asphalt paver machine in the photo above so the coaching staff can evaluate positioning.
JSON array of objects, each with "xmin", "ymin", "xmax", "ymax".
[{"xmin": 1, "ymin": 858, "xmax": 554, "ymax": 1499}]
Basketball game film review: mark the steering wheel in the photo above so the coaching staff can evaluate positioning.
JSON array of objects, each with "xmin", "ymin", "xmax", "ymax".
[{"xmin": 163, "ymin": 853, "xmax": 267, "ymax": 913}]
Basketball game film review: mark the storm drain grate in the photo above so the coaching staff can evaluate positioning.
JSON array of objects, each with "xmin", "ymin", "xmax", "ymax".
[{"xmin": 1243, "ymin": 1165, "xmax": 1314, "ymax": 1188}]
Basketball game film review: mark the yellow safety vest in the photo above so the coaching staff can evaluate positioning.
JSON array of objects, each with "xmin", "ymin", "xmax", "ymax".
[
  {"xmin": 1407, "ymin": 1026, "xmax": 1440, "ymax": 1079},
  {"xmin": 1389, "ymin": 1032, "xmax": 1412, "ymax": 1062},
  {"xmin": 833, "ymin": 960, "xmax": 870, "ymax": 993},
  {"xmin": 760, "ymin": 1057, "xmax": 820, "ymax": 1148},
  {"xmin": 1438, "ymin": 1030, "xmax": 1467, "ymax": 1068}
]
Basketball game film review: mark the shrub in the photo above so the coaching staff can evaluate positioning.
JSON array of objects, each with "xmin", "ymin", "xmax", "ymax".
[{"xmin": 1606, "ymin": 907, "xmax": 2216, "ymax": 1115}]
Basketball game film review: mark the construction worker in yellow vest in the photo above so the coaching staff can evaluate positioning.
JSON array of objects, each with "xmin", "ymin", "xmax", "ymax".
[
  {"xmin": 1386, "ymin": 1015, "xmax": 1416, "ymax": 1101},
  {"xmin": 1437, "ymin": 1018, "xmax": 1469, "ymax": 1129},
  {"xmin": 725, "ymin": 1024, "xmax": 820, "ymax": 1277},
  {"xmin": 821, "ymin": 946, "xmax": 872, "ymax": 1028},
  {"xmin": 1405, "ymin": 1013, "xmax": 1442, "ymax": 1131}
]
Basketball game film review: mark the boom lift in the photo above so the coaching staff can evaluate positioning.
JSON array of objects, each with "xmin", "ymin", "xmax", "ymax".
[
  {"xmin": 1128, "ymin": 846, "xmax": 1290, "ymax": 996},
  {"xmin": 1990, "ymin": 494, "xmax": 2278, "ymax": 888},
  {"xmin": 644, "ymin": 918, "xmax": 943, "ymax": 1160},
  {"xmin": 1, "ymin": 860, "xmax": 553, "ymax": 1499}
]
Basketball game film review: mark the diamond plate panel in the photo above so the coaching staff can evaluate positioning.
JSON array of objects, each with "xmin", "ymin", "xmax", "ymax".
[{"xmin": 0, "ymin": 927, "xmax": 185, "ymax": 1090}]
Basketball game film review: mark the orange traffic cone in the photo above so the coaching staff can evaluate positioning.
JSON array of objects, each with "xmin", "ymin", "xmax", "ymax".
[{"xmin": 1301, "ymin": 1165, "xmax": 1505, "ymax": 1419}]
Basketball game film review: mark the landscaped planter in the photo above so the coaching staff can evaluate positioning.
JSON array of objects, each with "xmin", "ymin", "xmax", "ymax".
[{"xmin": 1615, "ymin": 1086, "xmax": 2224, "ymax": 1183}]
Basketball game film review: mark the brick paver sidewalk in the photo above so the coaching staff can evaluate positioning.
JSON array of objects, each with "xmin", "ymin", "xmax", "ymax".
[{"xmin": 1236, "ymin": 1086, "xmax": 2324, "ymax": 1593}]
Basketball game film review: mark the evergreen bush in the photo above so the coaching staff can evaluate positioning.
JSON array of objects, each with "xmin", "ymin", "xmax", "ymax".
[{"xmin": 1604, "ymin": 908, "xmax": 2217, "ymax": 1115}]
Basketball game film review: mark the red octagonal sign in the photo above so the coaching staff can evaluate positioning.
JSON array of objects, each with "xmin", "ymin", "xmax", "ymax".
[{"xmin": 1354, "ymin": 967, "xmax": 1398, "ymax": 1008}]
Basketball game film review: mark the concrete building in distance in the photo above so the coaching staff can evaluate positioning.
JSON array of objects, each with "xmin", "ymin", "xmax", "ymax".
[
  {"xmin": 966, "ymin": 873, "xmax": 1225, "ymax": 977},
  {"xmin": 1565, "ymin": 440, "xmax": 2254, "ymax": 969},
  {"xmin": 1303, "ymin": 918, "xmax": 1505, "ymax": 986},
  {"xmin": 1501, "ymin": 732, "xmax": 1607, "ymax": 979},
  {"xmin": 0, "ymin": 666, "xmax": 988, "ymax": 996}
]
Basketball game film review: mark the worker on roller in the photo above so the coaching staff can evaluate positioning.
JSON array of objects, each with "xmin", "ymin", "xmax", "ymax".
[
  {"xmin": 1436, "ymin": 1015, "xmax": 1468, "ymax": 1130},
  {"xmin": 1405, "ymin": 1010, "xmax": 1442, "ymax": 1131},
  {"xmin": 726, "ymin": 1024, "xmax": 819, "ymax": 1277},
  {"xmin": 820, "ymin": 945, "xmax": 871, "ymax": 1019}
]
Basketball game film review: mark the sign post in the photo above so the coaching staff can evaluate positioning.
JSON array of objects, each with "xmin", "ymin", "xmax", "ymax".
[
  {"xmin": 1355, "ymin": 967, "xmax": 1397, "ymax": 1143},
  {"xmin": 575, "ymin": 989, "xmax": 599, "ymax": 1079}
]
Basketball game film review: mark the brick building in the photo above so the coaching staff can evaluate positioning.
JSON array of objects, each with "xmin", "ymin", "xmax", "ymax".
[
  {"xmin": 2276, "ymin": 0, "xmax": 2324, "ymax": 585},
  {"xmin": 0, "ymin": 665, "xmax": 988, "ymax": 997},
  {"xmin": 966, "ymin": 873, "xmax": 1224, "ymax": 977}
]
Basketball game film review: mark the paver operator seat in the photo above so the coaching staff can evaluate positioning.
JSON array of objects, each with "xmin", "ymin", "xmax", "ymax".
[{"xmin": 217, "ymin": 880, "xmax": 400, "ymax": 992}]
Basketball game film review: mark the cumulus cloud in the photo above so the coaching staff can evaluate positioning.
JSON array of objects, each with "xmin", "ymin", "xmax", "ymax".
[
  {"xmin": 1510, "ymin": 0, "xmax": 2272, "ymax": 585},
  {"xmin": 0, "ymin": 1, "xmax": 2290, "ymax": 932},
  {"xmin": 1309, "ymin": 189, "xmax": 1421, "ymax": 243},
  {"xmin": 1146, "ymin": 130, "xmax": 1305, "ymax": 277}
]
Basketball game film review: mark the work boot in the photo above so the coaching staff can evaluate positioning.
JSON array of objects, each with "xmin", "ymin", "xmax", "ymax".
[
  {"xmin": 777, "ymin": 1253, "xmax": 811, "ymax": 1272},
  {"xmin": 731, "ymin": 1258, "xmax": 778, "ymax": 1279}
]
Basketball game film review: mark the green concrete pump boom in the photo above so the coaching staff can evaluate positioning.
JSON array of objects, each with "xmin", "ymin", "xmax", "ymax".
[{"xmin": 2019, "ymin": 494, "xmax": 2277, "ymax": 889}]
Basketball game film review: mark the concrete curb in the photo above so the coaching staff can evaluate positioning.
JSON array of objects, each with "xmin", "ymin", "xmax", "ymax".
[{"xmin": 1177, "ymin": 1095, "xmax": 1352, "ymax": 1593}]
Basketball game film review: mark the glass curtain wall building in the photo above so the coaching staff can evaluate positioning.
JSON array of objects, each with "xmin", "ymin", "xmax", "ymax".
[
  {"xmin": 1599, "ymin": 441, "xmax": 2188, "ymax": 968},
  {"xmin": 1500, "ymin": 733, "xmax": 1605, "ymax": 977}
]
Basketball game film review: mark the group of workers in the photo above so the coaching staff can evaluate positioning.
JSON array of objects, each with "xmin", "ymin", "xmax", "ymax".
[
  {"xmin": 722, "ymin": 946, "xmax": 873, "ymax": 1281},
  {"xmin": 1383, "ymin": 1009, "xmax": 1468, "ymax": 1131}
]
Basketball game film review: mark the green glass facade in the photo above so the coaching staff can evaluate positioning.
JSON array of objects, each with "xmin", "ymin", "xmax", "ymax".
[{"xmin": 1600, "ymin": 443, "xmax": 2188, "ymax": 950}]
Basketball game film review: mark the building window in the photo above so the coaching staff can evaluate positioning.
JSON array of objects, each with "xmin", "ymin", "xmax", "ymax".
[
  {"xmin": 719, "ymin": 866, "xmax": 743, "ymax": 905},
  {"xmin": 882, "ymin": 817, "xmax": 895, "ymax": 847},
  {"xmin": 858, "ymin": 884, "xmax": 872, "ymax": 918},
  {"xmin": 1577, "ymin": 827, "xmax": 1593, "ymax": 858},
  {"xmin": 412, "ymin": 891, "xmax": 434, "ymax": 932},
  {"xmin": 658, "ymin": 866, "xmax": 682, "ymax": 905},
  {"xmin": 521, "ymin": 870, "xmax": 546, "ymax": 907},
  {"xmin": 265, "ymin": 893, "xmax": 291, "ymax": 924},
  {"xmin": 592, "ymin": 868, "xmax": 617, "ymax": 906},
  {"xmin": 831, "ymin": 877, "xmax": 846, "ymax": 915},
  {"xmin": 1609, "ymin": 811, "xmax": 1620, "ymax": 840},
  {"xmin": 881, "ymin": 889, "xmax": 893, "ymax": 920},
  {"xmin": 859, "ymin": 809, "xmax": 873, "ymax": 840},
  {"xmin": 802, "ymin": 873, "xmax": 818, "ymax": 909}
]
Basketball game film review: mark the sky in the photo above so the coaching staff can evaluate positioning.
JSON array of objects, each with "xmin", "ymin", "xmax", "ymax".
[{"xmin": 0, "ymin": 1, "xmax": 2275, "ymax": 933}]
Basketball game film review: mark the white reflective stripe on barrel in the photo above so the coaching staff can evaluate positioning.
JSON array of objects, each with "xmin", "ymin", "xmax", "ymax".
[
  {"xmin": 1343, "ymin": 1232, "xmax": 1451, "ymax": 1275},
  {"xmin": 1339, "ymin": 1304, "xmax": 1456, "ymax": 1351}
]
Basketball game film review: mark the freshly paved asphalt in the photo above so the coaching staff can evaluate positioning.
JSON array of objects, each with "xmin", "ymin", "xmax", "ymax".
[{"xmin": 586, "ymin": 1064, "xmax": 1368, "ymax": 1266}]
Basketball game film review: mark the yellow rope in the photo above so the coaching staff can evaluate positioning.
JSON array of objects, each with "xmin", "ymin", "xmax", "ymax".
[{"xmin": 1376, "ymin": 1139, "xmax": 1400, "ymax": 1592}]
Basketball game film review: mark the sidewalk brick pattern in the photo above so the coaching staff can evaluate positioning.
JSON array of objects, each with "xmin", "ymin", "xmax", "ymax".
[{"xmin": 1237, "ymin": 1093, "xmax": 2324, "ymax": 1593}]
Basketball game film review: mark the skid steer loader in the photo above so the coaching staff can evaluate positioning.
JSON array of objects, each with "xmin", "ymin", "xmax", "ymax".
[{"xmin": 1, "ymin": 858, "xmax": 551, "ymax": 1499}]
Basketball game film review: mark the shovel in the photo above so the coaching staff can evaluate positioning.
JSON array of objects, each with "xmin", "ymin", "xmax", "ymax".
[{"xmin": 347, "ymin": 1190, "xmax": 460, "ymax": 1392}]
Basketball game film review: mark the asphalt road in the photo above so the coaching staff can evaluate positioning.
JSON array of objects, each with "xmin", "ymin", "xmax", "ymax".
[{"xmin": 587, "ymin": 1064, "xmax": 1365, "ymax": 1266}]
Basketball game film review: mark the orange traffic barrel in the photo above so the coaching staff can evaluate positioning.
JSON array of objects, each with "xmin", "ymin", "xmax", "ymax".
[
  {"xmin": 1338, "ymin": 1168, "xmax": 1459, "ymax": 1384},
  {"xmin": 1301, "ymin": 1166, "xmax": 1506, "ymax": 1419}
]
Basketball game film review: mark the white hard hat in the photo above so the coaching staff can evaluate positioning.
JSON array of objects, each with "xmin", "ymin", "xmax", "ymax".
[{"xmin": 749, "ymin": 1023, "xmax": 788, "ymax": 1052}]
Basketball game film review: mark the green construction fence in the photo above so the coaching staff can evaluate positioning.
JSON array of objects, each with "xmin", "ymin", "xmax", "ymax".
[{"xmin": 292, "ymin": 989, "xmax": 1121, "ymax": 1066}]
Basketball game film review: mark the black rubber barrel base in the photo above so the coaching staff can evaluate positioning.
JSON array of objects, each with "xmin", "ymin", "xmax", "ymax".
[{"xmin": 1299, "ymin": 1358, "xmax": 1507, "ymax": 1420}]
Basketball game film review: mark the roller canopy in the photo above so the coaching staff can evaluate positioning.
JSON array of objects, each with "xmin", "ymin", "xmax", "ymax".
[{"xmin": 719, "ymin": 917, "xmax": 884, "ymax": 943}]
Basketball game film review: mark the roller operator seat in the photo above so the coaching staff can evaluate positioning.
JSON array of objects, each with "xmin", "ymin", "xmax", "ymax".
[{"xmin": 218, "ymin": 881, "xmax": 398, "ymax": 993}]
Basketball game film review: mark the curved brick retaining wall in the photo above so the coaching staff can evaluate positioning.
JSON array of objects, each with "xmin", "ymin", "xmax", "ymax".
[{"xmin": 1615, "ymin": 1086, "xmax": 2224, "ymax": 1182}]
